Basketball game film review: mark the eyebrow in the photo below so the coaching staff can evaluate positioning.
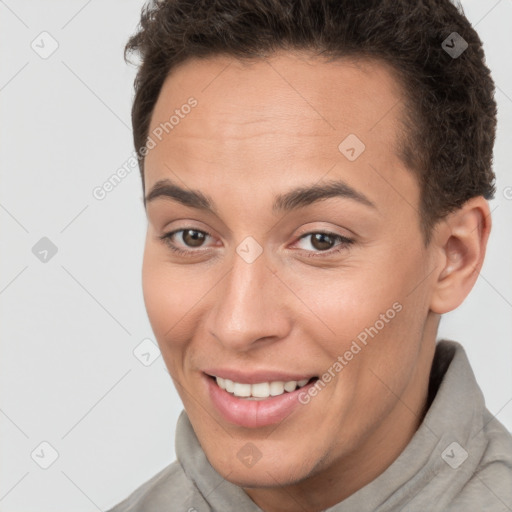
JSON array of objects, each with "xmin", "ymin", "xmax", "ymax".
[{"xmin": 144, "ymin": 178, "xmax": 377, "ymax": 213}]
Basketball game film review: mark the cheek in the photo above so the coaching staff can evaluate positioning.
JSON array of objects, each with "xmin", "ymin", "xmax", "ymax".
[
  {"xmin": 301, "ymin": 245, "xmax": 427, "ymax": 362},
  {"xmin": 289, "ymin": 266, "xmax": 404, "ymax": 349},
  {"xmin": 141, "ymin": 245, "xmax": 205, "ymax": 352},
  {"xmin": 340, "ymin": 245, "xmax": 431, "ymax": 384}
]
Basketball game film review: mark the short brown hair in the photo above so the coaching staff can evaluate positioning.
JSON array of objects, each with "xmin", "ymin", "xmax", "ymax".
[{"xmin": 125, "ymin": 0, "xmax": 497, "ymax": 242}]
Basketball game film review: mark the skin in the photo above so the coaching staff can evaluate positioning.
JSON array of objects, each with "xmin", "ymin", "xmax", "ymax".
[{"xmin": 141, "ymin": 51, "xmax": 491, "ymax": 512}]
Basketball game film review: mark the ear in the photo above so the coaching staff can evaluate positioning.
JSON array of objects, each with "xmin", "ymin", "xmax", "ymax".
[{"xmin": 429, "ymin": 196, "xmax": 492, "ymax": 314}]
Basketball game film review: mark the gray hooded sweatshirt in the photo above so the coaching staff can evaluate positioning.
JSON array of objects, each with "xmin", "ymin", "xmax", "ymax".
[{"xmin": 107, "ymin": 340, "xmax": 512, "ymax": 511}]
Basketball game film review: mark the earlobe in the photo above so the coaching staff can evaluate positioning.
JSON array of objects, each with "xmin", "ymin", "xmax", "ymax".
[{"xmin": 429, "ymin": 197, "xmax": 492, "ymax": 314}]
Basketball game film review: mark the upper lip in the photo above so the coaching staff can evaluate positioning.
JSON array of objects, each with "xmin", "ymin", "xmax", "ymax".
[{"xmin": 203, "ymin": 368, "xmax": 317, "ymax": 384}]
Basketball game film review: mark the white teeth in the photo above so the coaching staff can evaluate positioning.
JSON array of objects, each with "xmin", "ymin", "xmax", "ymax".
[
  {"xmin": 215, "ymin": 376, "xmax": 311, "ymax": 398},
  {"xmin": 269, "ymin": 381, "xmax": 285, "ymax": 396},
  {"xmin": 251, "ymin": 382, "xmax": 270, "ymax": 398},
  {"xmin": 225, "ymin": 379, "xmax": 234, "ymax": 393},
  {"xmin": 284, "ymin": 380, "xmax": 297, "ymax": 392},
  {"xmin": 233, "ymin": 382, "xmax": 251, "ymax": 397}
]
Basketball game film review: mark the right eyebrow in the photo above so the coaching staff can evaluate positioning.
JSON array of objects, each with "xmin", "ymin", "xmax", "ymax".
[{"xmin": 144, "ymin": 179, "xmax": 218, "ymax": 214}]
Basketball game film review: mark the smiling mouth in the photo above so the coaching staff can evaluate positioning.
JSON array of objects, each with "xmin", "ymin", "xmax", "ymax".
[{"xmin": 208, "ymin": 375, "xmax": 318, "ymax": 400}]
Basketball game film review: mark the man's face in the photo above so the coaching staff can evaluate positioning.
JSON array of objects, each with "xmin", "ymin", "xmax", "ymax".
[{"xmin": 142, "ymin": 52, "xmax": 438, "ymax": 489}]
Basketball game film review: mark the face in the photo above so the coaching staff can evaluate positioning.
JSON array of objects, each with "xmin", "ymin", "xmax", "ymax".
[{"xmin": 141, "ymin": 51, "xmax": 439, "ymax": 496}]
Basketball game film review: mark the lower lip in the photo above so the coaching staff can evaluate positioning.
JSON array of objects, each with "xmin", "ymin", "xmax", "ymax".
[{"xmin": 205, "ymin": 375, "xmax": 317, "ymax": 429}]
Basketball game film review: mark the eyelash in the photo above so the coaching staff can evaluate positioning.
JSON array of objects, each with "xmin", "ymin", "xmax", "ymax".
[{"xmin": 159, "ymin": 228, "xmax": 354, "ymax": 258}]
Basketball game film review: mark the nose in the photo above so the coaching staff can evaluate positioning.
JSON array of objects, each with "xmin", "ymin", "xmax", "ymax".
[{"xmin": 205, "ymin": 247, "xmax": 292, "ymax": 352}]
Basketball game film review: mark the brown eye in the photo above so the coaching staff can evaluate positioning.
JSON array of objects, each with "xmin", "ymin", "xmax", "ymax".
[
  {"xmin": 294, "ymin": 231, "xmax": 354, "ymax": 258},
  {"xmin": 181, "ymin": 229, "xmax": 207, "ymax": 247},
  {"xmin": 159, "ymin": 228, "xmax": 214, "ymax": 255},
  {"xmin": 309, "ymin": 233, "xmax": 336, "ymax": 251}
]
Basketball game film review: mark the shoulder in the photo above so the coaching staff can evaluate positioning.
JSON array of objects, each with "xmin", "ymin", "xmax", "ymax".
[
  {"xmin": 449, "ymin": 413, "xmax": 512, "ymax": 511},
  {"xmin": 106, "ymin": 460, "xmax": 205, "ymax": 512},
  {"xmin": 475, "ymin": 412, "xmax": 512, "ymax": 495}
]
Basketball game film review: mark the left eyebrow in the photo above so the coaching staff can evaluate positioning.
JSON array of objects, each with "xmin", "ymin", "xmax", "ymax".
[
  {"xmin": 144, "ymin": 178, "xmax": 377, "ymax": 213},
  {"xmin": 272, "ymin": 179, "xmax": 377, "ymax": 213}
]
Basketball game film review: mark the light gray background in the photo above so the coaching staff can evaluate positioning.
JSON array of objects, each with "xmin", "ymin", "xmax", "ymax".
[{"xmin": 0, "ymin": 1, "xmax": 511, "ymax": 510}]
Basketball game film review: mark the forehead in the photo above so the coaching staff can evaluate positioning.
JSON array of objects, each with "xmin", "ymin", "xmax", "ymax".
[
  {"xmin": 144, "ymin": 51, "xmax": 418, "ymax": 219},
  {"xmin": 148, "ymin": 50, "xmax": 405, "ymax": 138}
]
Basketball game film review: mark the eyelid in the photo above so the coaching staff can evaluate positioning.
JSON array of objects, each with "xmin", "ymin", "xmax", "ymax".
[
  {"xmin": 159, "ymin": 226, "xmax": 354, "ymax": 259},
  {"xmin": 160, "ymin": 227, "xmax": 215, "ymax": 250},
  {"xmin": 294, "ymin": 222, "xmax": 356, "ymax": 239},
  {"xmin": 291, "ymin": 231, "xmax": 354, "ymax": 257}
]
